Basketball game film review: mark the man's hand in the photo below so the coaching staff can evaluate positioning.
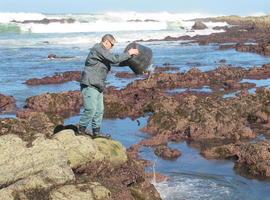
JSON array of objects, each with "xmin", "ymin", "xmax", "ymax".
[{"xmin": 128, "ymin": 48, "xmax": 139, "ymax": 56}]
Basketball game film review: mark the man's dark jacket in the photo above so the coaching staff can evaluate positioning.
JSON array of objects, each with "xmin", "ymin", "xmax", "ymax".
[{"xmin": 81, "ymin": 43, "xmax": 131, "ymax": 92}]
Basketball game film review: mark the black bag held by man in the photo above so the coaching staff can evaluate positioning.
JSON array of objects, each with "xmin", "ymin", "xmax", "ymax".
[{"xmin": 119, "ymin": 42, "xmax": 153, "ymax": 74}]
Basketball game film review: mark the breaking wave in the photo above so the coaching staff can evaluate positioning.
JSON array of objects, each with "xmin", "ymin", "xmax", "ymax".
[{"xmin": 0, "ymin": 11, "xmax": 224, "ymax": 34}]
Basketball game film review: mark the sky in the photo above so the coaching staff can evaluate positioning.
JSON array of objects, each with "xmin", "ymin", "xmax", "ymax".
[{"xmin": 0, "ymin": 0, "xmax": 269, "ymax": 15}]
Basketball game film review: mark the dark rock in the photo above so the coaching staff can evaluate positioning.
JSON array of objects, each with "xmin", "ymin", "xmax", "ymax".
[
  {"xmin": 48, "ymin": 54, "xmax": 75, "ymax": 60},
  {"xmin": 154, "ymin": 145, "xmax": 181, "ymax": 160},
  {"xmin": 11, "ymin": 18, "xmax": 76, "ymax": 24},
  {"xmin": 219, "ymin": 59, "xmax": 227, "ymax": 63},
  {"xmin": 25, "ymin": 71, "xmax": 81, "ymax": 85},
  {"xmin": 192, "ymin": 21, "xmax": 208, "ymax": 30}
]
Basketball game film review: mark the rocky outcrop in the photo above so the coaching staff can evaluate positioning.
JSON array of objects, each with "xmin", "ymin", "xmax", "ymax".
[
  {"xmin": 202, "ymin": 141, "xmax": 270, "ymax": 179},
  {"xmin": 0, "ymin": 93, "xmax": 16, "ymax": 114},
  {"xmin": 25, "ymin": 91, "xmax": 82, "ymax": 117},
  {"xmin": 236, "ymin": 42, "xmax": 270, "ymax": 56},
  {"xmin": 0, "ymin": 129, "xmax": 161, "ymax": 199},
  {"xmin": 154, "ymin": 145, "xmax": 181, "ymax": 160},
  {"xmin": 0, "ymin": 111, "xmax": 63, "ymax": 145},
  {"xmin": 192, "ymin": 21, "xmax": 208, "ymax": 30},
  {"xmin": 25, "ymin": 71, "xmax": 81, "ymax": 85}
]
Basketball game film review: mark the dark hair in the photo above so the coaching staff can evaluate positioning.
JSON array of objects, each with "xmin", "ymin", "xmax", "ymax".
[{"xmin": 101, "ymin": 34, "xmax": 115, "ymax": 42}]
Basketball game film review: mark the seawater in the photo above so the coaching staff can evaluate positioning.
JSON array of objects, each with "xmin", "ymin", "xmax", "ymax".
[{"xmin": 1, "ymin": 14, "xmax": 270, "ymax": 199}]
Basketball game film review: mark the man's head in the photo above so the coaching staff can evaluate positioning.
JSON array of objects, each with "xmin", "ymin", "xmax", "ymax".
[{"xmin": 101, "ymin": 34, "xmax": 116, "ymax": 49}]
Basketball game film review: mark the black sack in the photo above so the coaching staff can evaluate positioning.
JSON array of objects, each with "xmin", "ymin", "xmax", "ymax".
[{"xmin": 119, "ymin": 42, "xmax": 153, "ymax": 75}]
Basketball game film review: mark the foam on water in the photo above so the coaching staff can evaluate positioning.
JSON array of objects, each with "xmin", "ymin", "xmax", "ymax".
[{"xmin": 153, "ymin": 173, "xmax": 242, "ymax": 200}]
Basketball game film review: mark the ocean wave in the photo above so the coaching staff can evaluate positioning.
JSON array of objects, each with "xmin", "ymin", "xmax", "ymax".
[
  {"xmin": 0, "ymin": 23, "xmax": 21, "ymax": 33},
  {"xmin": 0, "ymin": 11, "xmax": 222, "ymax": 34}
]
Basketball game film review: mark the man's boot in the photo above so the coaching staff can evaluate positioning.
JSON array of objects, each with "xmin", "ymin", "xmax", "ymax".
[
  {"xmin": 78, "ymin": 125, "xmax": 94, "ymax": 137},
  {"xmin": 92, "ymin": 127, "xmax": 111, "ymax": 139}
]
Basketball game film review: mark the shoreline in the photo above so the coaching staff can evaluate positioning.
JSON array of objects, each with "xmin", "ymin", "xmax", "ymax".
[{"xmin": 1, "ymin": 14, "xmax": 270, "ymax": 199}]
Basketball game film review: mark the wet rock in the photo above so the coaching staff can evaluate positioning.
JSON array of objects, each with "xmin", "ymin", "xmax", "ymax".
[
  {"xmin": 47, "ymin": 54, "xmax": 75, "ymax": 60},
  {"xmin": 115, "ymin": 72, "xmax": 136, "ymax": 78},
  {"xmin": 145, "ymin": 172, "xmax": 169, "ymax": 183},
  {"xmin": 219, "ymin": 59, "xmax": 227, "ymax": 63},
  {"xmin": 0, "ymin": 111, "xmax": 63, "ymax": 145},
  {"xmin": 192, "ymin": 21, "xmax": 208, "ymax": 30},
  {"xmin": 0, "ymin": 93, "xmax": 16, "ymax": 114},
  {"xmin": 235, "ymin": 141, "xmax": 270, "ymax": 178},
  {"xmin": 74, "ymin": 157, "xmax": 161, "ymax": 200},
  {"xmin": 246, "ymin": 64, "xmax": 270, "ymax": 79},
  {"xmin": 25, "ymin": 71, "xmax": 81, "ymax": 85},
  {"xmin": 154, "ymin": 145, "xmax": 181, "ymax": 160},
  {"xmin": 25, "ymin": 91, "xmax": 82, "ymax": 117}
]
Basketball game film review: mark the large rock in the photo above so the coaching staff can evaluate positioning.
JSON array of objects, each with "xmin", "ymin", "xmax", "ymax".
[
  {"xmin": 0, "ymin": 130, "xmax": 130, "ymax": 199},
  {"xmin": 25, "ymin": 91, "xmax": 82, "ymax": 117},
  {"xmin": 236, "ymin": 141, "xmax": 270, "ymax": 178},
  {"xmin": 52, "ymin": 130, "xmax": 128, "ymax": 168},
  {"xmin": 202, "ymin": 141, "xmax": 270, "ymax": 178},
  {"xmin": 0, "ymin": 134, "xmax": 74, "ymax": 189},
  {"xmin": 192, "ymin": 21, "xmax": 208, "ymax": 30}
]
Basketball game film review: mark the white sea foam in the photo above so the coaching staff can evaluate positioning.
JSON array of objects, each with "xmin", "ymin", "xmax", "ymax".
[
  {"xmin": 0, "ymin": 11, "xmax": 229, "ymax": 47},
  {"xmin": 0, "ymin": 12, "xmax": 47, "ymax": 23},
  {"xmin": 0, "ymin": 11, "xmax": 224, "ymax": 34},
  {"xmin": 153, "ymin": 173, "xmax": 239, "ymax": 200}
]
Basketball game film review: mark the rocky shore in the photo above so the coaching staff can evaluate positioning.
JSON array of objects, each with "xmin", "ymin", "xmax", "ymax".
[
  {"xmin": 14, "ymin": 62, "xmax": 270, "ymax": 180},
  {"xmin": 0, "ymin": 110, "xmax": 161, "ymax": 199}
]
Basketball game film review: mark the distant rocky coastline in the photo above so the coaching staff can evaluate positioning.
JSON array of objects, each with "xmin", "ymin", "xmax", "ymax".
[{"xmin": 137, "ymin": 15, "xmax": 270, "ymax": 57}]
